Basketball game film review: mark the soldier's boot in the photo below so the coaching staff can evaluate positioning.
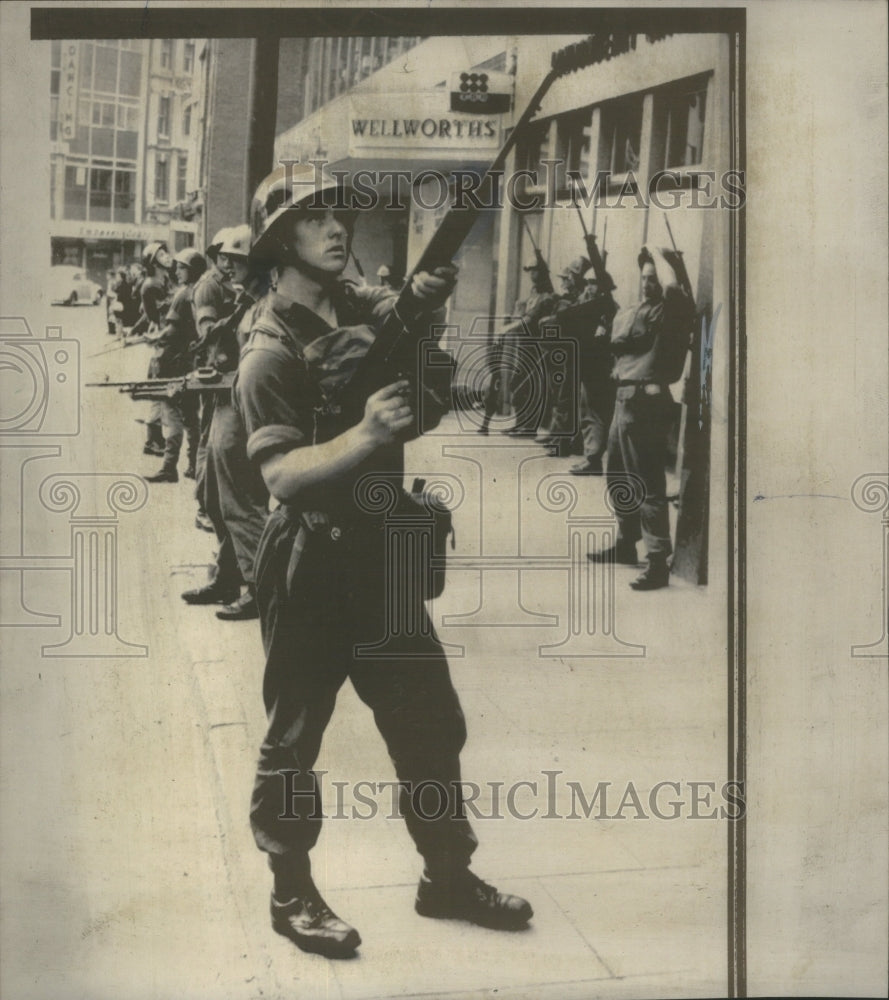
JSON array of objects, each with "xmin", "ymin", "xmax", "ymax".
[
  {"xmin": 587, "ymin": 538, "xmax": 639, "ymax": 565},
  {"xmin": 415, "ymin": 868, "xmax": 533, "ymax": 930},
  {"xmin": 269, "ymin": 854, "xmax": 360, "ymax": 958},
  {"xmin": 629, "ymin": 554, "xmax": 670, "ymax": 591}
]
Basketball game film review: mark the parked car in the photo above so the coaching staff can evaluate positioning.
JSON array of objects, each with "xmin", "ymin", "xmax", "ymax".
[{"xmin": 49, "ymin": 266, "xmax": 104, "ymax": 306}]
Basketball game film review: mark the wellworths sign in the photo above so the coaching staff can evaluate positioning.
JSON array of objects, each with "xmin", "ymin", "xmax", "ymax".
[{"xmin": 347, "ymin": 96, "xmax": 502, "ymax": 159}]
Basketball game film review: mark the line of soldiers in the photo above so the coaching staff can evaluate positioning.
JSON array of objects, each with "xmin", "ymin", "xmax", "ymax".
[
  {"xmin": 110, "ymin": 230, "xmax": 272, "ymax": 621},
  {"xmin": 480, "ymin": 237, "xmax": 694, "ymax": 591}
]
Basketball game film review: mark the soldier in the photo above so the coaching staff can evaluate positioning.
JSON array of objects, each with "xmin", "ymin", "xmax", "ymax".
[
  {"xmin": 144, "ymin": 248, "xmax": 206, "ymax": 484},
  {"xmin": 534, "ymin": 255, "xmax": 590, "ymax": 451},
  {"xmin": 191, "ymin": 229, "xmax": 237, "ymax": 533},
  {"xmin": 478, "ymin": 259, "xmax": 558, "ymax": 436},
  {"xmin": 233, "ymin": 164, "xmax": 532, "ymax": 958},
  {"xmin": 568, "ymin": 264, "xmax": 618, "ymax": 476},
  {"xmin": 183, "ymin": 225, "xmax": 270, "ymax": 620},
  {"xmin": 132, "ymin": 242, "xmax": 173, "ymax": 457},
  {"xmin": 589, "ymin": 246, "xmax": 693, "ymax": 590}
]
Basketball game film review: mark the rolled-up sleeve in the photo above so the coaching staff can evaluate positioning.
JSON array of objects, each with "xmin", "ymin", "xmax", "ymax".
[{"xmin": 235, "ymin": 346, "xmax": 316, "ymax": 464}]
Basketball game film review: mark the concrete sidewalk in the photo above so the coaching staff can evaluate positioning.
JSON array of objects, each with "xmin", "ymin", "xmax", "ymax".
[{"xmin": 0, "ymin": 316, "xmax": 730, "ymax": 999}]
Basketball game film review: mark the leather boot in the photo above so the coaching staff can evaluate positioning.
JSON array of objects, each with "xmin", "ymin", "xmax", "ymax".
[
  {"xmin": 630, "ymin": 554, "xmax": 670, "ymax": 590},
  {"xmin": 587, "ymin": 539, "xmax": 639, "ymax": 565},
  {"xmin": 269, "ymin": 854, "xmax": 360, "ymax": 958},
  {"xmin": 415, "ymin": 868, "xmax": 532, "ymax": 930}
]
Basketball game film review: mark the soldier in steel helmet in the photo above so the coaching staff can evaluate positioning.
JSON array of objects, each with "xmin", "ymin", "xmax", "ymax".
[
  {"xmin": 131, "ymin": 241, "xmax": 174, "ymax": 457},
  {"xmin": 189, "ymin": 225, "xmax": 271, "ymax": 621},
  {"xmin": 143, "ymin": 247, "xmax": 207, "ymax": 484},
  {"xmin": 233, "ymin": 163, "xmax": 533, "ymax": 959}
]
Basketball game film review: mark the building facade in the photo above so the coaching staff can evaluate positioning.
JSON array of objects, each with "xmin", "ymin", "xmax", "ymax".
[{"xmin": 49, "ymin": 38, "xmax": 205, "ymax": 282}]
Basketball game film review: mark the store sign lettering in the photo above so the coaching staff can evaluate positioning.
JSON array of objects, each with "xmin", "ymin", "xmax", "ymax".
[
  {"xmin": 350, "ymin": 117, "xmax": 498, "ymax": 141},
  {"xmin": 59, "ymin": 44, "xmax": 79, "ymax": 141}
]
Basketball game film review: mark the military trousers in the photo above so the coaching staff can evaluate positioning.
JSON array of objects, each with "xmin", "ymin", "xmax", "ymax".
[
  {"xmin": 606, "ymin": 384, "xmax": 674, "ymax": 557},
  {"xmin": 249, "ymin": 508, "xmax": 478, "ymax": 876}
]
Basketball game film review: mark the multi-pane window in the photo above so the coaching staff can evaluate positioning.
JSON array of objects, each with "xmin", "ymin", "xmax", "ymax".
[
  {"xmin": 53, "ymin": 40, "xmax": 144, "ymax": 222},
  {"xmin": 157, "ymin": 95, "xmax": 170, "ymax": 137},
  {"xmin": 160, "ymin": 39, "xmax": 173, "ymax": 69},
  {"xmin": 183, "ymin": 41, "xmax": 195, "ymax": 74},
  {"xmin": 182, "ymin": 105, "xmax": 192, "ymax": 136}
]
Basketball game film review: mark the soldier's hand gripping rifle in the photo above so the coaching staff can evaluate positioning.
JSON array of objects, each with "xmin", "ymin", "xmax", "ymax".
[
  {"xmin": 86, "ymin": 366, "xmax": 234, "ymax": 402},
  {"xmin": 333, "ymin": 35, "xmax": 637, "ymax": 432}
]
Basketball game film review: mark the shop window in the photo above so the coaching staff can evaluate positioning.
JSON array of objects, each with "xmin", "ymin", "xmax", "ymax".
[
  {"xmin": 155, "ymin": 155, "xmax": 169, "ymax": 202},
  {"xmin": 600, "ymin": 94, "xmax": 643, "ymax": 177},
  {"xmin": 64, "ymin": 164, "xmax": 88, "ymax": 220},
  {"xmin": 173, "ymin": 231, "xmax": 193, "ymax": 252},
  {"xmin": 158, "ymin": 96, "xmax": 170, "ymax": 138}
]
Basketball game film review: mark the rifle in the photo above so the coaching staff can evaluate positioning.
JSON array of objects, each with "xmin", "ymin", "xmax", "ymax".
[
  {"xmin": 573, "ymin": 202, "xmax": 616, "ymax": 294},
  {"xmin": 86, "ymin": 367, "xmax": 234, "ymax": 402},
  {"xmin": 520, "ymin": 217, "xmax": 554, "ymax": 294},
  {"xmin": 336, "ymin": 35, "xmax": 628, "ymax": 427}
]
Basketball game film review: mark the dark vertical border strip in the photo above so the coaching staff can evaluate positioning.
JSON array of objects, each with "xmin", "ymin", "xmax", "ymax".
[{"xmin": 727, "ymin": 18, "xmax": 748, "ymax": 1000}]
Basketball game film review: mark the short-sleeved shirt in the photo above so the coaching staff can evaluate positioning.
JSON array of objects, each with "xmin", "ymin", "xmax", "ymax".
[
  {"xmin": 611, "ymin": 285, "xmax": 691, "ymax": 384},
  {"xmin": 153, "ymin": 285, "xmax": 197, "ymax": 377},
  {"xmin": 192, "ymin": 268, "xmax": 235, "ymax": 333},
  {"xmin": 139, "ymin": 274, "xmax": 171, "ymax": 326},
  {"xmin": 233, "ymin": 281, "xmax": 401, "ymax": 521}
]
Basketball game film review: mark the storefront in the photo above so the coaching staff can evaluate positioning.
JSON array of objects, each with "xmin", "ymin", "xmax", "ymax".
[
  {"xmin": 51, "ymin": 221, "xmax": 169, "ymax": 285},
  {"xmin": 274, "ymin": 36, "xmax": 513, "ymax": 339}
]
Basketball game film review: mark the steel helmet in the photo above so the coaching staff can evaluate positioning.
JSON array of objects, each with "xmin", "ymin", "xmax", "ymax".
[
  {"xmin": 205, "ymin": 227, "xmax": 231, "ymax": 262},
  {"xmin": 217, "ymin": 224, "xmax": 253, "ymax": 259},
  {"xmin": 250, "ymin": 161, "xmax": 355, "ymax": 261},
  {"xmin": 142, "ymin": 241, "xmax": 169, "ymax": 269},
  {"xmin": 559, "ymin": 256, "xmax": 591, "ymax": 279},
  {"xmin": 173, "ymin": 247, "xmax": 207, "ymax": 280}
]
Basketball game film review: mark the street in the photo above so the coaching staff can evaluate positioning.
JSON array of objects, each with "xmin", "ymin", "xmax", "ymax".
[{"xmin": 2, "ymin": 303, "xmax": 729, "ymax": 1000}]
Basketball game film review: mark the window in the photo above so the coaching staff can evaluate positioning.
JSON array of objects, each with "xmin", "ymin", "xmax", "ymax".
[
  {"xmin": 556, "ymin": 110, "xmax": 593, "ymax": 183},
  {"xmin": 114, "ymin": 169, "xmax": 135, "ymax": 222},
  {"xmin": 176, "ymin": 155, "xmax": 187, "ymax": 201},
  {"xmin": 160, "ymin": 40, "xmax": 173, "ymax": 70},
  {"xmin": 119, "ymin": 49, "xmax": 142, "ymax": 96},
  {"xmin": 183, "ymin": 41, "xmax": 195, "ymax": 74},
  {"xmin": 93, "ymin": 45, "xmax": 118, "ymax": 93},
  {"xmin": 600, "ymin": 95, "xmax": 643, "ymax": 176},
  {"xmin": 182, "ymin": 105, "xmax": 191, "ymax": 136},
  {"xmin": 157, "ymin": 95, "xmax": 170, "ymax": 137},
  {"xmin": 64, "ymin": 164, "xmax": 88, "ymax": 219},
  {"xmin": 155, "ymin": 155, "xmax": 169, "ymax": 202},
  {"xmin": 663, "ymin": 77, "xmax": 708, "ymax": 168},
  {"xmin": 89, "ymin": 166, "xmax": 113, "ymax": 221}
]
